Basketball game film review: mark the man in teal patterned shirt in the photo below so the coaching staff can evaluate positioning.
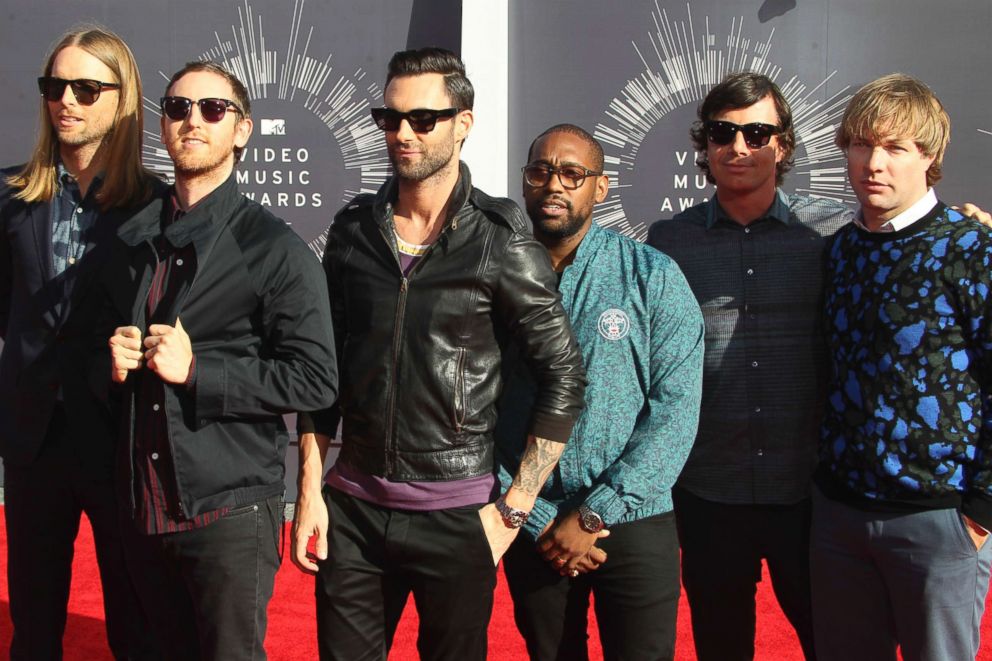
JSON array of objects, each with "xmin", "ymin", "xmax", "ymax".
[{"xmin": 495, "ymin": 124, "xmax": 704, "ymax": 660}]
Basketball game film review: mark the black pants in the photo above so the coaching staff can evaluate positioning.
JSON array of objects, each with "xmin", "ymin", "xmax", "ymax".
[
  {"xmin": 674, "ymin": 487, "xmax": 816, "ymax": 661},
  {"xmin": 503, "ymin": 512, "xmax": 680, "ymax": 661},
  {"xmin": 315, "ymin": 487, "xmax": 498, "ymax": 661},
  {"xmin": 122, "ymin": 495, "xmax": 283, "ymax": 661},
  {"xmin": 4, "ymin": 404, "xmax": 158, "ymax": 661}
]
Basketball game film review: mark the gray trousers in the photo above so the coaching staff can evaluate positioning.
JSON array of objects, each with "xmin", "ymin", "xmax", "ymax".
[{"xmin": 810, "ymin": 485, "xmax": 992, "ymax": 661}]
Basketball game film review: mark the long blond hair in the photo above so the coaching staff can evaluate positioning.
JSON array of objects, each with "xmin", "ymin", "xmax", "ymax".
[{"xmin": 6, "ymin": 25, "xmax": 153, "ymax": 209}]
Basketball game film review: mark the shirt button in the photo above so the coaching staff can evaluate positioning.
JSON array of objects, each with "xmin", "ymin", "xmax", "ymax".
[
  {"xmin": 151, "ymin": 452, "xmax": 159, "ymax": 460},
  {"xmin": 754, "ymin": 407, "xmax": 762, "ymax": 413},
  {"xmin": 757, "ymin": 449, "xmax": 764, "ymax": 457},
  {"xmin": 176, "ymin": 258, "xmax": 184, "ymax": 266},
  {"xmin": 152, "ymin": 403, "xmax": 160, "ymax": 411},
  {"xmin": 751, "ymin": 361, "xmax": 759, "ymax": 367},
  {"xmin": 68, "ymin": 257, "xmax": 76, "ymax": 265},
  {"xmin": 744, "ymin": 227, "xmax": 751, "ymax": 234},
  {"xmin": 746, "ymin": 268, "xmax": 754, "ymax": 276}
]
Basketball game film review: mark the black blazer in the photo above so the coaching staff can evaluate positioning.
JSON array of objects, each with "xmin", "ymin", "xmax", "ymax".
[{"xmin": 0, "ymin": 165, "xmax": 143, "ymax": 468}]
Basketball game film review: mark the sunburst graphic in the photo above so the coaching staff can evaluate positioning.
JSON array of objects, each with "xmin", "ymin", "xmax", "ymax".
[
  {"xmin": 594, "ymin": 1, "xmax": 855, "ymax": 240},
  {"xmin": 141, "ymin": 0, "xmax": 389, "ymax": 253}
]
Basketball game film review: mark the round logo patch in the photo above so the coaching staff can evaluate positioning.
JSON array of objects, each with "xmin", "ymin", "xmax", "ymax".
[{"xmin": 598, "ymin": 309, "xmax": 631, "ymax": 341}]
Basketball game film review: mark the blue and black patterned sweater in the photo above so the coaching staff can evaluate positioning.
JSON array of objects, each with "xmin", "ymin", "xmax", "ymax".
[{"xmin": 817, "ymin": 202, "xmax": 992, "ymax": 530}]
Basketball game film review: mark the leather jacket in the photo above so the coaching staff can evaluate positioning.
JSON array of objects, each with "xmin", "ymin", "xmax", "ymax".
[{"xmin": 302, "ymin": 163, "xmax": 585, "ymax": 481}]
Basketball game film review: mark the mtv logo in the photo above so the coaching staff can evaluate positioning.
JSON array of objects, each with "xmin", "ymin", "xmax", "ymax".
[{"xmin": 260, "ymin": 119, "xmax": 286, "ymax": 136}]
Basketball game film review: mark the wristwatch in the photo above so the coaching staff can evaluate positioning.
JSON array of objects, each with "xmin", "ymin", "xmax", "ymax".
[
  {"xmin": 578, "ymin": 504, "xmax": 605, "ymax": 534},
  {"xmin": 495, "ymin": 494, "xmax": 530, "ymax": 529}
]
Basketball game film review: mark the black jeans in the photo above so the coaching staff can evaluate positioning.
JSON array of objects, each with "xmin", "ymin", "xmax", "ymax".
[
  {"xmin": 674, "ymin": 486, "xmax": 816, "ymax": 661},
  {"xmin": 122, "ymin": 494, "xmax": 283, "ymax": 661},
  {"xmin": 503, "ymin": 512, "xmax": 680, "ymax": 661},
  {"xmin": 4, "ymin": 404, "xmax": 158, "ymax": 661},
  {"xmin": 315, "ymin": 487, "xmax": 498, "ymax": 661}
]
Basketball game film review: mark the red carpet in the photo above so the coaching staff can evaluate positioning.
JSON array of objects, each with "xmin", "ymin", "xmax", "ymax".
[{"xmin": 1, "ymin": 510, "xmax": 990, "ymax": 660}]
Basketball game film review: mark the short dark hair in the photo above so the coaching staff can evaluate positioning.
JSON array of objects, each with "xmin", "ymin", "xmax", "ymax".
[
  {"xmin": 690, "ymin": 72, "xmax": 795, "ymax": 186},
  {"xmin": 165, "ymin": 61, "xmax": 251, "ymax": 161},
  {"xmin": 527, "ymin": 124, "xmax": 605, "ymax": 172},
  {"xmin": 386, "ymin": 47, "xmax": 474, "ymax": 110}
]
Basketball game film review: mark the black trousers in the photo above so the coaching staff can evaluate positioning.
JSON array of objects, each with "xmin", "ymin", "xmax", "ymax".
[
  {"xmin": 503, "ymin": 512, "xmax": 680, "ymax": 661},
  {"xmin": 673, "ymin": 486, "xmax": 816, "ymax": 661},
  {"xmin": 315, "ymin": 487, "xmax": 498, "ymax": 661},
  {"xmin": 4, "ymin": 405, "xmax": 158, "ymax": 661},
  {"xmin": 121, "ymin": 495, "xmax": 283, "ymax": 661}
]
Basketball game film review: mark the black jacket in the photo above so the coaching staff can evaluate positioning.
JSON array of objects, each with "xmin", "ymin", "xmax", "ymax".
[
  {"xmin": 103, "ymin": 174, "xmax": 337, "ymax": 518},
  {"xmin": 302, "ymin": 163, "xmax": 585, "ymax": 480},
  {"xmin": 0, "ymin": 165, "xmax": 141, "ymax": 469}
]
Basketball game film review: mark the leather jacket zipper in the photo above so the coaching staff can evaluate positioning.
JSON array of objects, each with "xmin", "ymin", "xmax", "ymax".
[
  {"xmin": 453, "ymin": 347, "xmax": 466, "ymax": 432},
  {"xmin": 383, "ymin": 276, "xmax": 408, "ymax": 474}
]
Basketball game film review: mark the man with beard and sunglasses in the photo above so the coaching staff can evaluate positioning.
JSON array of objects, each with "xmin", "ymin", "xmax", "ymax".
[
  {"xmin": 0, "ymin": 26, "xmax": 159, "ymax": 661},
  {"xmin": 646, "ymin": 72, "xmax": 852, "ymax": 661},
  {"xmin": 494, "ymin": 124, "xmax": 704, "ymax": 660},
  {"xmin": 291, "ymin": 48, "xmax": 585, "ymax": 660},
  {"xmin": 106, "ymin": 61, "xmax": 336, "ymax": 659}
]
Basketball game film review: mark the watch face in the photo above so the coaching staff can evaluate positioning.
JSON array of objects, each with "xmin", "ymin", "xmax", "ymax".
[{"xmin": 580, "ymin": 508, "xmax": 604, "ymax": 533}]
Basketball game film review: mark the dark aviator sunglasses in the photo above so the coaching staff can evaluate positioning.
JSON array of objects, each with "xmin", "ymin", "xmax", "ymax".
[
  {"xmin": 160, "ymin": 96, "xmax": 244, "ymax": 123},
  {"xmin": 706, "ymin": 120, "xmax": 780, "ymax": 149},
  {"xmin": 38, "ymin": 76, "xmax": 120, "ymax": 105},
  {"xmin": 370, "ymin": 107, "xmax": 460, "ymax": 133}
]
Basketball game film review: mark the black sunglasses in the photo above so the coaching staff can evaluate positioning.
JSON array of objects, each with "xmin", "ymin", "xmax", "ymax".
[
  {"xmin": 370, "ymin": 107, "xmax": 460, "ymax": 133},
  {"xmin": 706, "ymin": 120, "xmax": 780, "ymax": 149},
  {"xmin": 160, "ymin": 96, "xmax": 244, "ymax": 123},
  {"xmin": 522, "ymin": 163, "xmax": 602, "ymax": 190},
  {"xmin": 38, "ymin": 76, "xmax": 120, "ymax": 105}
]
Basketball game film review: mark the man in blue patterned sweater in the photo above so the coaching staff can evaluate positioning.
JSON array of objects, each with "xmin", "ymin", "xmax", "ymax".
[
  {"xmin": 495, "ymin": 124, "xmax": 704, "ymax": 660},
  {"xmin": 812, "ymin": 73, "xmax": 992, "ymax": 661}
]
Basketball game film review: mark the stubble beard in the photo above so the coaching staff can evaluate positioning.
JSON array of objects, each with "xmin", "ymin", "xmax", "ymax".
[
  {"xmin": 170, "ymin": 145, "xmax": 234, "ymax": 179},
  {"xmin": 389, "ymin": 128, "xmax": 457, "ymax": 184}
]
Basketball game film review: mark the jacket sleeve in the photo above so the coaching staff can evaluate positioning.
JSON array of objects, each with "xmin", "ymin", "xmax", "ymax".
[
  {"xmin": 194, "ymin": 229, "xmax": 338, "ymax": 420},
  {"xmin": 0, "ymin": 185, "xmax": 13, "ymax": 341},
  {"xmin": 583, "ymin": 261, "xmax": 704, "ymax": 526},
  {"xmin": 297, "ymin": 225, "xmax": 346, "ymax": 437},
  {"xmin": 493, "ymin": 229, "xmax": 586, "ymax": 443}
]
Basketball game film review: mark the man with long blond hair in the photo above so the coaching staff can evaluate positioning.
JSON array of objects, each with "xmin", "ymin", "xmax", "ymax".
[
  {"xmin": 812, "ymin": 73, "xmax": 992, "ymax": 660},
  {"xmin": 0, "ymin": 26, "xmax": 158, "ymax": 660}
]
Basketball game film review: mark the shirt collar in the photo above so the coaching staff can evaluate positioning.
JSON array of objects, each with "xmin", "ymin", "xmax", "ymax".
[
  {"xmin": 55, "ymin": 160, "xmax": 105, "ymax": 196},
  {"xmin": 705, "ymin": 189, "xmax": 792, "ymax": 229},
  {"xmin": 853, "ymin": 188, "xmax": 937, "ymax": 233}
]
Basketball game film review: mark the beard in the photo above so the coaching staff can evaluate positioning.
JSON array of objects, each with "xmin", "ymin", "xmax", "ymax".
[
  {"xmin": 169, "ymin": 143, "xmax": 233, "ymax": 178},
  {"xmin": 388, "ymin": 126, "xmax": 457, "ymax": 182},
  {"xmin": 527, "ymin": 196, "xmax": 588, "ymax": 240}
]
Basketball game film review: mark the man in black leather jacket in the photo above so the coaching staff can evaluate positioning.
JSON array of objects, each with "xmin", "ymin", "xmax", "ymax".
[{"xmin": 292, "ymin": 47, "xmax": 586, "ymax": 660}]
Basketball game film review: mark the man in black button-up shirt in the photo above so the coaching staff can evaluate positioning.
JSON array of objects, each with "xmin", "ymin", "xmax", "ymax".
[{"xmin": 649, "ymin": 73, "xmax": 850, "ymax": 661}]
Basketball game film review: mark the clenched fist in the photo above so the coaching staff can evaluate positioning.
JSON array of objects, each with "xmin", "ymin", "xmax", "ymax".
[{"xmin": 143, "ymin": 317, "xmax": 194, "ymax": 384}]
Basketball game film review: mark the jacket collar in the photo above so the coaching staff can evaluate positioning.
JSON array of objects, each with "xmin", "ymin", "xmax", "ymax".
[
  {"xmin": 568, "ymin": 221, "xmax": 607, "ymax": 272},
  {"xmin": 118, "ymin": 172, "xmax": 242, "ymax": 249},
  {"xmin": 371, "ymin": 161, "xmax": 473, "ymax": 228}
]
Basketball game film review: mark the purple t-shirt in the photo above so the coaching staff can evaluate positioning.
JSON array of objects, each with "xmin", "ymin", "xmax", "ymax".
[{"xmin": 326, "ymin": 461, "xmax": 495, "ymax": 511}]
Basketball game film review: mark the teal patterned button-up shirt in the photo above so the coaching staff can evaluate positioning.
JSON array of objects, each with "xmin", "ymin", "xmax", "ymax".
[{"xmin": 496, "ymin": 222, "xmax": 704, "ymax": 539}]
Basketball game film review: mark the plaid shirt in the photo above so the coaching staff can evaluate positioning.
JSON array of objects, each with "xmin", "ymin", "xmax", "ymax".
[
  {"xmin": 50, "ymin": 163, "xmax": 100, "ymax": 276},
  {"xmin": 132, "ymin": 196, "xmax": 227, "ymax": 534}
]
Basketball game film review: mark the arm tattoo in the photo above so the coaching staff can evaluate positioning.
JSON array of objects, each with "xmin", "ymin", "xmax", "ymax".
[{"xmin": 512, "ymin": 436, "xmax": 565, "ymax": 497}]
